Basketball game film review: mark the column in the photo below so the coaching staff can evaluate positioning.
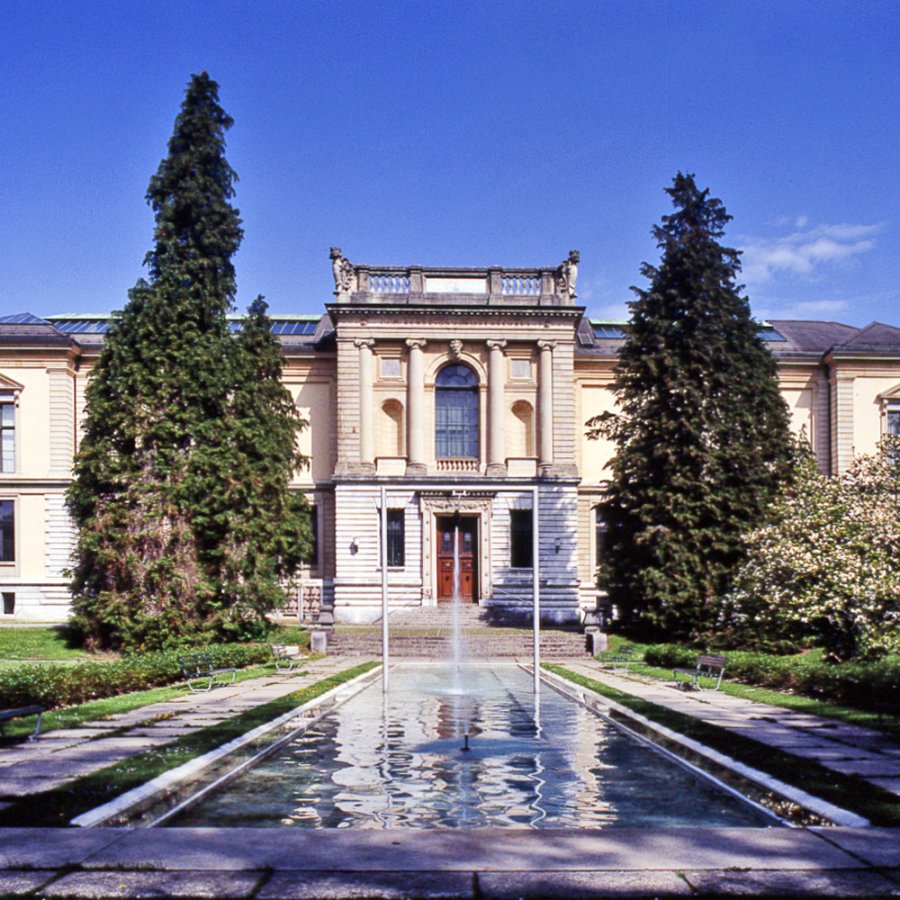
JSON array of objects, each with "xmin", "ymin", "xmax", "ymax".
[
  {"xmin": 538, "ymin": 340, "xmax": 555, "ymax": 474},
  {"xmin": 486, "ymin": 339, "xmax": 507, "ymax": 476},
  {"xmin": 355, "ymin": 339, "xmax": 375, "ymax": 471},
  {"xmin": 406, "ymin": 339, "xmax": 427, "ymax": 475}
]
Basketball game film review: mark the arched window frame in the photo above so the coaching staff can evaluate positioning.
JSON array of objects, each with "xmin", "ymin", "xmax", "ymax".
[{"xmin": 434, "ymin": 363, "xmax": 480, "ymax": 460}]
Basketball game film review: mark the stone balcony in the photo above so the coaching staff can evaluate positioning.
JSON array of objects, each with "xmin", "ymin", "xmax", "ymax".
[{"xmin": 329, "ymin": 253, "xmax": 581, "ymax": 307}]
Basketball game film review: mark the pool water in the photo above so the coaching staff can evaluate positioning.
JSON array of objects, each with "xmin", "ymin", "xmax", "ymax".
[{"xmin": 169, "ymin": 663, "xmax": 773, "ymax": 829}]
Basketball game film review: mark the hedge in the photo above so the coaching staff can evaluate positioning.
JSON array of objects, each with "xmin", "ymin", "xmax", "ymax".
[
  {"xmin": 0, "ymin": 643, "xmax": 271, "ymax": 710},
  {"xmin": 643, "ymin": 643, "xmax": 900, "ymax": 710}
]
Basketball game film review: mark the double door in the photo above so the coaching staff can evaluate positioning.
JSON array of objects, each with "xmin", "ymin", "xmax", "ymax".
[{"xmin": 437, "ymin": 516, "xmax": 478, "ymax": 602}]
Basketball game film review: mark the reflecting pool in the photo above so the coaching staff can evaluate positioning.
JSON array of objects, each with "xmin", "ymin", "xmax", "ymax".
[{"xmin": 170, "ymin": 663, "xmax": 773, "ymax": 829}]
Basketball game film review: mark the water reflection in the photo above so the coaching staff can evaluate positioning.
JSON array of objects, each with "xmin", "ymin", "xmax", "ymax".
[{"xmin": 171, "ymin": 664, "xmax": 772, "ymax": 829}]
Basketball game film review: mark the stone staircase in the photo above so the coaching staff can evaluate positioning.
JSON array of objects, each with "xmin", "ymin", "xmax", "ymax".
[{"xmin": 326, "ymin": 603, "xmax": 590, "ymax": 659}]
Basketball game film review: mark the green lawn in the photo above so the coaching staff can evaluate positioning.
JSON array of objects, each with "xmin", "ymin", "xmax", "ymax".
[{"xmin": 0, "ymin": 626, "xmax": 96, "ymax": 661}]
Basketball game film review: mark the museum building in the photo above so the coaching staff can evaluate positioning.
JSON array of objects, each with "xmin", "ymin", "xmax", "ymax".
[{"xmin": 1, "ymin": 251, "xmax": 899, "ymax": 625}]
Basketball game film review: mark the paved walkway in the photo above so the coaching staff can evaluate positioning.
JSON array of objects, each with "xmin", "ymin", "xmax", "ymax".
[
  {"xmin": 0, "ymin": 655, "xmax": 368, "ymax": 806},
  {"xmin": 561, "ymin": 660, "xmax": 900, "ymax": 798}
]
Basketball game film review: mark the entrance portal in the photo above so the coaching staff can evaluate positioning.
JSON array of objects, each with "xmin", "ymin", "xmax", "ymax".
[{"xmin": 437, "ymin": 516, "xmax": 478, "ymax": 602}]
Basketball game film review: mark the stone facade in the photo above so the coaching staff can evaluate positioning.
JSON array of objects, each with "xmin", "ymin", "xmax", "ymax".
[{"xmin": 1, "ymin": 266, "xmax": 899, "ymax": 625}]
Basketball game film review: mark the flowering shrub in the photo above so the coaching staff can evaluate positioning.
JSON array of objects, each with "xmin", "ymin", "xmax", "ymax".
[
  {"xmin": 721, "ymin": 439, "xmax": 900, "ymax": 660},
  {"xmin": 0, "ymin": 643, "xmax": 270, "ymax": 709}
]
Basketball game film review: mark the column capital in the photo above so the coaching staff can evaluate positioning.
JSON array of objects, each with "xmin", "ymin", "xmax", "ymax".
[
  {"xmin": 353, "ymin": 338, "xmax": 375, "ymax": 350},
  {"xmin": 486, "ymin": 339, "xmax": 508, "ymax": 351},
  {"xmin": 537, "ymin": 340, "xmax": 557, "ymax": 352},
  {"xmin": 405, "ymin": 338, "xmax": 427, "ymax": 351}
]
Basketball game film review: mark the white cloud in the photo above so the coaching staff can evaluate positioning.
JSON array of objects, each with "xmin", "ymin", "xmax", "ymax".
[
  {"xmin": 754, "ymin": 298, "xmax": 850, "ymax": 321},
  {"xmin": 739, "ymin": 222, "xmax": 883, "ymax": 283}
]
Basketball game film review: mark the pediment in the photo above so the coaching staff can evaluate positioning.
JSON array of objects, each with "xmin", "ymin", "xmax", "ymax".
[
  {"xmin": 877, "ymin": 382, "xmax": 900, "ymax": 403},
  {"xmin": 0, "ymin": 373, "xmax": 25, "ymax": 393}
]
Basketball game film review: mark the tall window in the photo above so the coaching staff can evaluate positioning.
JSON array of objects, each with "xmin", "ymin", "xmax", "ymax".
[
  {"xmin": 594, "ymin": 507, "xmax": 608, "ymax": 568},
  {"xmin": 386, "ymin": 509, "xmax": 405, "ymax": 567},
  {"xmin": 510, "ymin": 508, "xmax": 533, "ymax": 568},
  {"xmin": 304, "ymin": 505, "xmax": 318, "ymax": 567},
  {"xmin": 435, "ymin": 364, "xmax": 479, "ymax": 459},
  {"xmin": 0, "ymin": 501, "xmax": 13, "ymax": 562},
  {"xmin": 0, "ymin": 393, "xmax": 14, "ymax": 472}
]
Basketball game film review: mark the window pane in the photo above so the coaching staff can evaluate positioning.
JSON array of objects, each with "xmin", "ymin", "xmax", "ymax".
[
  {"xmin": 0, "ymin": 402, "xmax": 13, "ymax": 473},
  {"xmin": 888, "ymin": 409, "xmax": 900, "ymax": 437},
  {"xmin": 387, "ymin": 509, "xmax": 405, "ymax": 567},
  {"xmin": 510, "ymin": 509, "xmax": 533, "ymax": 568},
  {"xmin": 0, "ymin": 501, "xmax": 13, "ymax": 562}
]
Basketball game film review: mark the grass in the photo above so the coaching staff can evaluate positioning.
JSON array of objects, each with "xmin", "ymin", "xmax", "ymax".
[
  {"xmin": 0, "ymin": 660, "xmax": 378, "ymax": 827},
  {"xmin": 0, "ymin": 625, "xmax": 96, "ymax": 661},
  {"xmin": 0, "ymin": 661, "xmax": 288, "ymax": 744},
  {"xmin": 546, "ymin": 663, "xmax": 900, "ymax": 827}
]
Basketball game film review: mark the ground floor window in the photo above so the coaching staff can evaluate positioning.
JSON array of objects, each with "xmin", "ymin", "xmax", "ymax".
[
  {"xmin": 387, "ymin": 508, "xmax": 405, "ymax": 567},
  {"xmin": 1, "ymin": 592, "xmax": 13, "ymax": 615},
  {"xmin": 888, "ymin": 403, "xmax": 900, "ymax": 437},
  {"xmin": 0, "ymin": 501, "xmax": 13, "ymax": 562},
  {"xmin": 510, "ymin": 508, "xmax": 533, "ymax": 568}
]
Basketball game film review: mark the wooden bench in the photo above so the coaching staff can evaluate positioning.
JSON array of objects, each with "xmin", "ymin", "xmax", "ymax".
[
  {"xmin": 270, "ymin": 643, "xmax": 303, "ymax": 672},
  {"xmin": 674, "ymin": 653, "xmax": 727, "ymax": 691},
  {"xmin": 0, "ymin": 705, "xmax": 44, "ymax": 741},
  {"xmin": 177, "ymin": 653, "xmax": 236, "ymax": 693}
]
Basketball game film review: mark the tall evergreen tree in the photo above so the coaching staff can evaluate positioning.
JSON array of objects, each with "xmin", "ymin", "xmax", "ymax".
[
  {"xmin": 68, "ymin": 73, "xmax": 308, "ymax": 649},
  {"xmin": 193, "ymin": 297, "xmax": 312, "ymax": 636},
  {"xmin": 589, "ymin": 173, "xmax": 793, "ymax": 640}
]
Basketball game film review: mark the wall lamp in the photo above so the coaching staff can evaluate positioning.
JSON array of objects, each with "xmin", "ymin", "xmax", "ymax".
[{"xmin": 349, "ymin": 538, "xmax": 359, "ymax": 555}]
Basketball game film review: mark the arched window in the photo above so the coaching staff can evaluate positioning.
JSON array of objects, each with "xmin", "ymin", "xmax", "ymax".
[{"xmin": 435, "ymin": 364, "xmax": 479, "ymax": 459}]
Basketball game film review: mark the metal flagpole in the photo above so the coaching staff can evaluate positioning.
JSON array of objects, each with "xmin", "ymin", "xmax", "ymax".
[
  {"xmin": 380, "ymin": 485, "xmax": 389, "ymax": 692},
  {"xmin": 532, "ymin": 484, "xmax": 540, "ymax": 693}
]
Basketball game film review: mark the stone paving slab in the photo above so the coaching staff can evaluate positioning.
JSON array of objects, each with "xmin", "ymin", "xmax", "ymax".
[
  {"xmin": 681, "ymin": 869, "xmax": 900, "ymax": 897},
  {"xmin": 258, "ymin": 871, "xmax": 477, "ymax": 900},
  {"xmin": 476, "ymin": 871, "xmax": 692, "ymax": 898},
  {"xmin": 43, "ymin": 870, "xmax": 262, "ymax": 898},
  {"xmin": 0, "ymin": 870, "xmax": 53, "ymax": 897},
  {"xmin": 76, "ymin": 828, "xmax": 864, "ymax": 872},
  {"xmin": 811, "ymin": 826, "xmax": 900, "ymax": 867}
]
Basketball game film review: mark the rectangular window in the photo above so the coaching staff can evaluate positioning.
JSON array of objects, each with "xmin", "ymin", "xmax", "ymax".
[
  {"xmin": 594, "ymin": 507, "xmax": 607, "ymax": 568},
  {"xmin": 510, "ymin": 508, "xmax": 533, "ymax": 568},
  {"xmin": 386, "ymin": 509, "xmax": 405, "ymax": 567},
  {"xmin": 0, "ymin": 501, "xmax": 13, "ymax": 562},
  {"xmin": 1, "ymin": 593, "xmax": 13, "ymax": 615},
  {"xmin": 0, "ymin": 395, "xmax": 14, "ymax": 472},
  {"xmin": 888, "ymin": 404, "xmax": 900, "ymax": 438},
  {"xmin": 305, "ymin": 505, "xmax": 318, "ymax": 567}
]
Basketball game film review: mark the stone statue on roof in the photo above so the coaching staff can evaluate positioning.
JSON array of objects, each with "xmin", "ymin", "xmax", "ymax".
[
  {"xmin": 330, "ymin": 247, "xmax": 357, "ymax": 295},
  {"xmin": 558, "ymin": 250, "xmax": 580, "ymax": 299}
]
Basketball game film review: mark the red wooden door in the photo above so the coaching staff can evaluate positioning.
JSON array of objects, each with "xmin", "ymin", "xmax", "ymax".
[{"xmin": 437, "ymin": 517, "xmax": 477, "ymax": 602}]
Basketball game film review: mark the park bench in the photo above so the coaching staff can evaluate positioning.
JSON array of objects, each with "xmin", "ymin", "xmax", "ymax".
[
  {"xmin": 178, "ymin": 653, "xmax": 236, "ymax": 693},
  {"xmin": 597, "ymin": 644, "xmax": 641, "ymax": 671},
  {"xmin": 270, "ymin": 643, "xmax": 303, "ymax": 672},
  {"xmin": 674, "ymin": 653, "xmax": 727, "ymax": 691},
  {"xmin": 0, "ymin": 705, "xmax": 44, "ymax": 741}
]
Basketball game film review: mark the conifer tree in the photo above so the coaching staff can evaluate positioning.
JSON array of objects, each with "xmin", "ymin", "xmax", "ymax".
[
  {"xmin": 68, "ymin": 73, "xmax": 308, "ymax": 649},
  {"xmin": 193, "ymin": 297, "xmax": 312, "ymax": 635},
  {"xmin": 589, "ymin": 173, "xmax": 793, "ymax": 640}
]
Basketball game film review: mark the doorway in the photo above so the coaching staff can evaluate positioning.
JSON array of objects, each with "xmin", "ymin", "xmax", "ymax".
[{"xmin": 436, "ymin": 516, "xmax": 478, "ymax": 602}]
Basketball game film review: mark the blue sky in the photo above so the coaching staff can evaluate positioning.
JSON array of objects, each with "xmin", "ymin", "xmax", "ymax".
[{"xmin": 1, "ymin": 0, "xmax": 897, "ymax": 326}]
